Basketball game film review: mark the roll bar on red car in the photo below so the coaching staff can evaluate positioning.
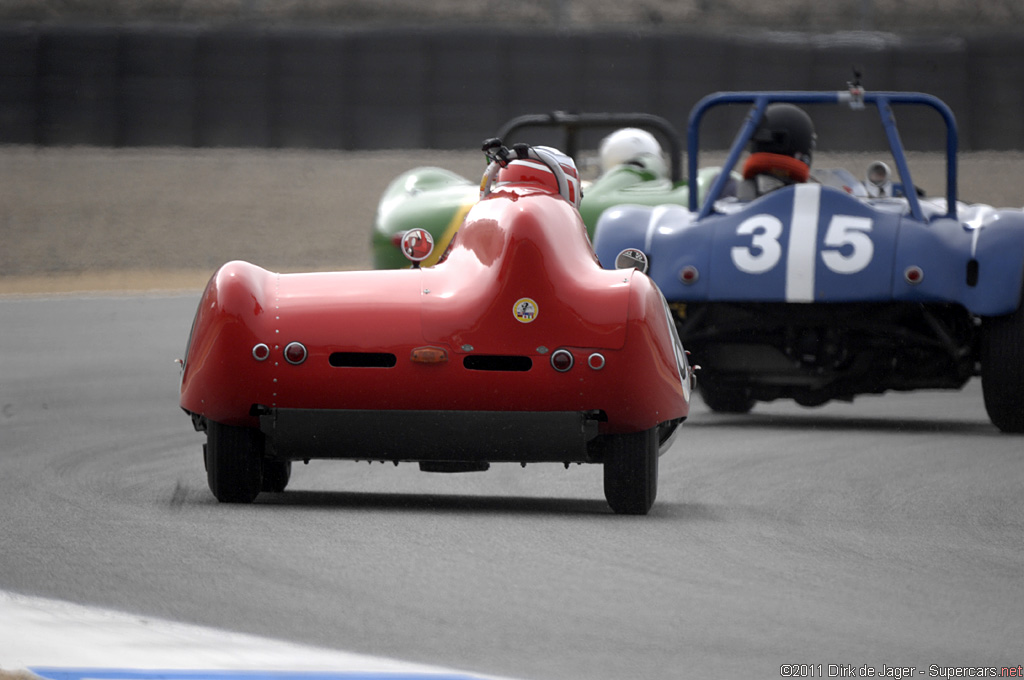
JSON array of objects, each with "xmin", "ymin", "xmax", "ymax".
[
  {"xmin": 479, "ymin": 140, "xmax": 575, "ymax": 205},
  {"xmin": 496, "ymin": 111, "xmax": 685, "ymax": 183},
  {"xmin": 686, "ymin": 89, "xmax": 959, "ymax": 222}
]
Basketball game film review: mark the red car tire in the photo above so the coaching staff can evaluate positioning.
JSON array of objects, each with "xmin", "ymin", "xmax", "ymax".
[
  {"xmin": 206, "ymin": 420, "xmax": 264, "ymax": 503},
  {"xmin": 603, "ymin": 426, "xmax": 659, "ymax": 515}
]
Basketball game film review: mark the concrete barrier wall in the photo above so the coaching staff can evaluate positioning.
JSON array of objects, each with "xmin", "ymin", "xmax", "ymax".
[{"xmin": 0, "ymin": 24, "xmax": 1021, "ymax": 150}]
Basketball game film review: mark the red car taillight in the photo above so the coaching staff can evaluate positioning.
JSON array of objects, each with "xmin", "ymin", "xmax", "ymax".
[
  {"xmin": 550, "ymin": 349, "xmax": 573, "ymax": 372},
  {"xmin": 284, "ymin": 342, "xmax": 307, "ymax": 365}
]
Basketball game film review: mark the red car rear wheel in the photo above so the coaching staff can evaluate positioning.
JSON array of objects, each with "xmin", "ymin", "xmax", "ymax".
[
  {"xmin": 261, "ymin": 460, "xmax": 292, "ymax": 493},
  {"xmin": 206, "ymin": 420, "xmax": 264, "ymax": 503},
  {"xmin": 603, "ymin": 427, "xmax": 659, "ymax": 515}
]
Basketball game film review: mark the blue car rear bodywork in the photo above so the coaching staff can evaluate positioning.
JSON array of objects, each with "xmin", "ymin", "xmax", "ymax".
[{"xmin": 593, "ymin": 89, "xmax": 1024, "ymax": 432}]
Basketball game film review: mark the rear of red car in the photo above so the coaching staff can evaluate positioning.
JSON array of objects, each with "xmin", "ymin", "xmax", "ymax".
[{"xmin": 180, "ymin": 179, "xmax": 691, "ymax": 513}]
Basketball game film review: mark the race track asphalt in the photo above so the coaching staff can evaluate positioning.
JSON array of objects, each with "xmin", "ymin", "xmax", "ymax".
[{"xmin": 1, "ymin": 293, "xmax": 1022, "ymax": 679}]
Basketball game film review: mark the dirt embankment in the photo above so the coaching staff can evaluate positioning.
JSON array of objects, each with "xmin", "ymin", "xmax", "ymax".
[
  {"xmin": 1, "ymin": 146, "xmax": 1021, "ymax": 295},
  {"xmin": 0, "ymin": 147, "xmax": 484, "ymax": 294}
]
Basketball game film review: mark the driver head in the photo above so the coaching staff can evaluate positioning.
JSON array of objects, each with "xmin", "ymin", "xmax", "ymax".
[
  {"xmin": 497, "ymin": 147, "xmax": 581, "ymax": 207},
  {"xmin": 599, "ymin": 128, "xmax": 663, "ymax": 174},
  {"xmin": 750, "ymin": 104, "xmax": 816, "ymax": 167}
]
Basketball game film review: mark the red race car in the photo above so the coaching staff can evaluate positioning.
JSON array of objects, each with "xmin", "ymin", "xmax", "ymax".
[{"xmin": 179, "ymin": 140, "xmax": 695, "ymax": 514}]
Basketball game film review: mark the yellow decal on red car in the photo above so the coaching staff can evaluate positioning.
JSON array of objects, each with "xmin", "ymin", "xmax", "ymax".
[{"xmin": 513, "ymin": 298, "xmax": 538, "ymax": 323}]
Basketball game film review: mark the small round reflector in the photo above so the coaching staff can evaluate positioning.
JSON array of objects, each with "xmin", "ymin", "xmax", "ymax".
[
  {"xmin": 904, "ymin": 266, "xmax": 924, "ymax": 284},
  {"xmin": 680, "ymin": 265, "xmax": 699, "ymax": 284},
  {"xmin": 283, "ymin": 341, "xmax": 307, "ymax": 365},
  {"xmin": 587, "ymin": 353, "xmax": 606, "ymax": 370},
  {"xmin": 252, "ymin": 343, "xmax": 270, "ymax": 361},
  {"xmin": 550, "ymin": 349, "xmax": 574, "ymax": 372}
]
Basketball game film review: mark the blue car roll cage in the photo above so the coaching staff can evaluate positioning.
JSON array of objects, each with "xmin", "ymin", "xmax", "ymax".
[{"xmin": 687, "ymin": 89, "xmax": 959, "ymax": 222}]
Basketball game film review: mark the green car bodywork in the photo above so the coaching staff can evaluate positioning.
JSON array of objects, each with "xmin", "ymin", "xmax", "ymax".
[
  {"xmin": 373, "ymin": 166, "xmax": 479, "ymax": 270},
  {"xmin": 372, "ymin": 152, "xmax": 727, "ymax": 270}
]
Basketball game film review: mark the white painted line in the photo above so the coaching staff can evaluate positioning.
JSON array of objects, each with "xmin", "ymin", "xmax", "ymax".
[{"xmin": 0, "ymin": 591, "xmax": 511, "ymax": 680}]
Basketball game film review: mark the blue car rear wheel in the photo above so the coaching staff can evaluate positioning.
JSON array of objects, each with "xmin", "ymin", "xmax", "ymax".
[
  {"xmin": 981, "ymin": 296, "xmax": 1024, "ymax": 433},
  {"xmin": 698, "ymin": 382, "xmax": 755, "ymax": 414}
]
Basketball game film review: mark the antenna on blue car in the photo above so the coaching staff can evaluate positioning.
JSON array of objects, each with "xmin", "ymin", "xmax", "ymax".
[{"xmin": 846, "ymin": 68, "xmax": 865, "ymax": 109}]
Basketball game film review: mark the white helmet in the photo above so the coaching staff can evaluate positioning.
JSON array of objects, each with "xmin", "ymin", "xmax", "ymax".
[{"xmin": 599, "ymin": 128, "xmax": 663, "ymax": 174}]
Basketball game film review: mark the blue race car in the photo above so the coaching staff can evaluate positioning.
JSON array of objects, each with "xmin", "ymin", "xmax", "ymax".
[{"xmin": 592, "ymin": 87, "xmax": 1024, "ymax": 432}]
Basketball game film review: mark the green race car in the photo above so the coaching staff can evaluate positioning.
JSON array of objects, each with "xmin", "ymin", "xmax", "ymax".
[{"xmin": 372, "ymin": 112, "xmax": 727, "ymax": 269}]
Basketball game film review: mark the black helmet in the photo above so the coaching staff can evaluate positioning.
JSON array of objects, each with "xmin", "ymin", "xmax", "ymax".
[{"xmin": 750, "ymin": 104, "xmax": 815, "ymax": 167}]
